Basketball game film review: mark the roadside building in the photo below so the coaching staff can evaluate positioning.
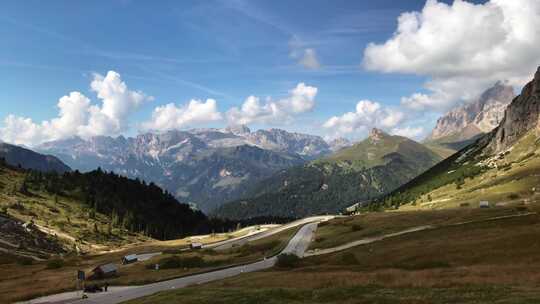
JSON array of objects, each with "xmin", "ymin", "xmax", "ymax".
[
  {"xmin": 190, "ymin": 242, "xmax": 203, "ymax": 249},
  {"xmin": 91, "ymin": 263, "xmax": 118, "ymax": 279},
  {"xmin": 122, "ymin": 254, "xmax": 138, "ymax": 265}
]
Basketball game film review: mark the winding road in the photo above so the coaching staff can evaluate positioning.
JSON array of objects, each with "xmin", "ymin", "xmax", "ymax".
[{"xmin": 23, "ymin": 218, "xmax": 327, "ymax": 304}]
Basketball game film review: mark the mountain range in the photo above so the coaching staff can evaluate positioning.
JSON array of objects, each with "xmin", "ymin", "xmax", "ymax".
[
  {"xmin": 37, "ymin": 127, "xmax": 350, "ymax": 212},
  {"xmin": 214, "ymin": 128, "xmax": 442, "ymax": 219}
]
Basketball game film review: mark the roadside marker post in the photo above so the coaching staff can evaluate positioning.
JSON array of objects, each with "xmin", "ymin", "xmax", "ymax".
[{"xmin": 77, "ymin": 270, "xmax": 85, "ymax": 298}]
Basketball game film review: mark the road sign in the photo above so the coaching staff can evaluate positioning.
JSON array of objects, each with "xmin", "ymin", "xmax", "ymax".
[{"xmin": 77, "ymin": 270, "xmax": 85, "ymax": 281}]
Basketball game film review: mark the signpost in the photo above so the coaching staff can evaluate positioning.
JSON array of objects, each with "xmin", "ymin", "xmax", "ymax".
[{"xmin": 77, "ymin": 270, "xmax": 85, "ymax": 298}]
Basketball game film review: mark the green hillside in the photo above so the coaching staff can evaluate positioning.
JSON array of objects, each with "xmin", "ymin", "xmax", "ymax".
[
  {"xmin": 214, "ymin": 129, "xmax": 442, "ymax": 219},
  {"xmin": 0, "ymin": 160, "xmax": 238, "ymax": 256},
  {"xmin": 373, "ymin": 67, "xmax": 540, "ymax": 212}
]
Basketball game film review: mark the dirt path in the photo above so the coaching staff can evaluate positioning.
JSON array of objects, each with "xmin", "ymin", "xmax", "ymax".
[{"xmin": 305, "ymin": 212, "xmax": 537, "ymax": 257}]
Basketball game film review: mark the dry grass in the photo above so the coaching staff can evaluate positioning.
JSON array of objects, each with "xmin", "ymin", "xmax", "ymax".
[
  {"xmin": 0, "ymin": 224, "xmax": 298, "ymax": 302},
  {"xmin": 311, "ymin": 204, "xmax": 533, "ymax": 249},
  {"xmin": 127, "ymin": 204, "xmax": 540, "ymax": 303}
]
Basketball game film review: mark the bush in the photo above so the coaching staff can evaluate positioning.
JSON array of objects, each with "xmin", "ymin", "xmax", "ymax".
[
  {"xmin": 46, "ymin": 259, "xmax": 64, "ymax": 269},
  {"xmin": 318, "ymin": 221, "xmax": 329, "ymax": 227},
  {"xmin": 508, "ymin": 193, "xmax": 520, "ymax": 200},
  {"xmin": 351, "ymin": 224, "xmax": 363, "ymax": 232},
  {"xmin": 276, "ymin": 253, "xmax": 300, "ymax": 268},
  {"xmin": 340, "ymin": 252, "xmax": 359, "ymax": 265},
  {"xmin": 162, "ymin": 248, "xmax": 183, "ymax": 255},
  {"xmin": 158, "ymin": 256, "xmax": 205, "ymax": 269},
  {"xmin": 234, "ymin": 240, "xmax": 280, "ymax": 257},
  {"xmin": 16, "ymin": 257, "xmax": 33, "ymax": 266},
  {"xmin": 314, "ymin": 237, "xmax": 325, "ymax": 243}
]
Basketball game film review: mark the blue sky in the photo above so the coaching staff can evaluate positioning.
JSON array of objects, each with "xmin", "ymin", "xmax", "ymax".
[{"xmin": 3, "ymin": 0, "xmax": 537, "ymax": 145}]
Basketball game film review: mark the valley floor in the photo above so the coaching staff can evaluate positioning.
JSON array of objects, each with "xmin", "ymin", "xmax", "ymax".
[{"xmin": 127, "ymin": 201, "xmax": 540, "ymax": 304}]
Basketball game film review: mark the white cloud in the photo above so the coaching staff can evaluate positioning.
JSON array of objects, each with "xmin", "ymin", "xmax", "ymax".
[
  {"xmin": 0, "ymin": 71, "xmax": 150, "ymax": 146},
  {"xmin": 226, "ymin": 83, "xmax": 317, "ymax": 125},
  {"xmin": 391, "ymin": 126, "xmax": 425, "ymax": 140},
  {"xmin": 363, "ymin": 0, "xmax": 540, "ymax": 110},
  {"xmin": 289, "ymin": 36, "xmax": 321, "ymax": 70},
  {"xmin": 299, "ymin": 49, "xmax": 321, "ymax": 70},
  {"xmin": 142, "ymin": 99, "xmax": 222, "ymax": 131},
  {"xmin": 322, "ymin": 100, "xmax": 405, "ymax": 138}
]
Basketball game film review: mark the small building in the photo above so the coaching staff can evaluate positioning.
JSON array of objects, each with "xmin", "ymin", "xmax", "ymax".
[
  {"xmin": 92, "ymin": 263, "xmax": 118, "ymax": 279},
  {"xmin": 190, "ymin": 242, "xmax": 203, "ymax": 250},
  {"xmin": 122, "ymin": 254, "xmax": 138, "ymax": 265},
  {"xmin": 479, "ymin": 201, "xmax": 490, "ymax": 208}
]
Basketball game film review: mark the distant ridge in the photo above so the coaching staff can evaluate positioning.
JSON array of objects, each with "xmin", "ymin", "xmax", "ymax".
[{"xmin": 0, "ymin": 142, "xmax": 70, "ymax": 173}]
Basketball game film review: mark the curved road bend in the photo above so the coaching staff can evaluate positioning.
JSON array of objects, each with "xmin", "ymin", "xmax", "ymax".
[
  {"xmin": 23, "ymin": 221, "xmax": 322, "ymax": 304},
  {"xmin": 209, "ymin": 216, "xmax": 333, "ymax": 251}
]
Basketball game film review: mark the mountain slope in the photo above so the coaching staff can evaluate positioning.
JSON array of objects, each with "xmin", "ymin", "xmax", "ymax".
[
  {"xmin": 214, "ymin": 129, "xmax": 441, "ymax": 219},
  {"xmin": 425, "ymin": 82, "xmax": 515, "ymax": 153},
  {"xmin": 0, "ymin": 159, "xmax": 240, "ymax": 255},
  {"xmin": 374, "ymin": 67, "xmax": 540, "ymax": 211},
  {"xmin": 0, "ymin": 142, "xmax": 70, "ymax": 173},
  {"xmin": 37, "ymin": 128, "xmax": 313, "ymax": 212}
]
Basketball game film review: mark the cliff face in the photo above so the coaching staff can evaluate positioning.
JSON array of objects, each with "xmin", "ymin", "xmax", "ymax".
[
  {"xmin": 487, "ymin": 67, "xmax": 540, "ymax": 153},
  {"xmin": 428, "ymin": 82, "xmax": 515, "ymax": 142}
]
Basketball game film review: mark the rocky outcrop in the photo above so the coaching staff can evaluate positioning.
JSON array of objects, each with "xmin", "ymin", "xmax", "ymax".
[
  {"xmin": 487, "ymin": 67, "xmax": 540, "ymax": 153},
  {"xmin": 369, "ymin": 128, "xmax": 386, "ymax": 142},
  {"xmin": 427, "ymin": 82, "xmax": 515, "ymax": 142},
  {"xmin": 328, "ymin": 137, "xmax": 352, "ymax": 152}
]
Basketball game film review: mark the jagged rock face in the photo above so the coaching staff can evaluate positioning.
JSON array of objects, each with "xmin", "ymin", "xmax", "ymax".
[
  {"xmin": 369, "ymin": 128, "xmax": 386, "ymax": 142},
  {"xmin": 328, "ymin": 137, "xmax": 352, "ymax": 152},
  {"xmin": 37, "ymin": 127, "xmax": 335, "ymax": 212},
  {"xmin": 246, "ymin": 128, "xmax": 331, "ymax": 159},
  {"xmin": 428, "ymin": 82, "xmax": 515, "ymax": 141},
  {"xmin": 488, "ymin": 67, "xmax": 540, "ymax": 153}
]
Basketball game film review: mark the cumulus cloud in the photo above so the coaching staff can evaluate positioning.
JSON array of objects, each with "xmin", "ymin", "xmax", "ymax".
[
  {"xmin": 142, "ymin": 99, "xmax": 222, "ymax": 131},
  {"xmin": 363, "ymin": 0, "xmax": 540, "ymax": 110},
  {"xmin": 322, "ymin": 100, "xmax": 405, "ymax": 138},
  {"xmin": 0, "ymin": 71, "xmax": 150, "ymax": 146},
  {"xmin": 226, "ymin": 83, "xmax": 317, "ymax": 125}
]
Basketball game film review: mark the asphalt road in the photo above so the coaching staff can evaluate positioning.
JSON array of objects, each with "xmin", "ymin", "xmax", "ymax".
[
  {"xmin": 210, "ymin": 216, "xmax": 333, "ymax": 251},
  {"xmin": 23, "ymin": 221, "xmax": 322, "ymax": 304}
]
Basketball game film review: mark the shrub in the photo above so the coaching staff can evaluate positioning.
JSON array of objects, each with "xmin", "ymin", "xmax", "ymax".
[
  {"xmin": 46, "ymin": 259, "xmax": 64, "ymax": 269},
  {"xmin": 515, "ymin": 206, "xmax": 529, "ymax": 212},
  {"xmin": 162, "ymin": 248, "xmax": 183, "ymax": 255},
  {"xmin": 16, "ymin": 257, "xmax": 33, "ymax": 266},
  {"xmin": 276, "ymin": 253, "xmax": 300, "ymax": 268},
  {"xmin": 340, "ymin": 252, "xmax": 359, "ymax": 265},
  {"xmin": 10, "ymin": 202, "xmax": 25, "ymax": 211},
  {"xmin": 158, "ymin": 256, "xmax": 205, "ymax": 269},
  {"xmin": 314, "ymin": 237, "xmax": 325, "ymax": 243},
  {"xmin": 318, "ymin": 221, "xmax": 329, "ymax": 227},
  {"xmin": 351, "ymin": 224, "xmax": 363, "ymax": 232},
  {"xmin": 508, "ymin": 193, "xmax": 520, "ymax": 200}
]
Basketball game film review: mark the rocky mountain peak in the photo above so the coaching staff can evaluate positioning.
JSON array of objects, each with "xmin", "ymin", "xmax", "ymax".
[
  {"xmin": 369, "ymin": 128, "xmax": 387, "ymax": 141},
  {"xmin": 225, "ymin": 124, "xmax": 251, "ymax": 135},
  {"xmin": 427, "ymin": 81, "xmax": 515, "ymax": 142},
  {"xmin": 487, "ymin": 66, "xmax": 540, "ymax": 153}
]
